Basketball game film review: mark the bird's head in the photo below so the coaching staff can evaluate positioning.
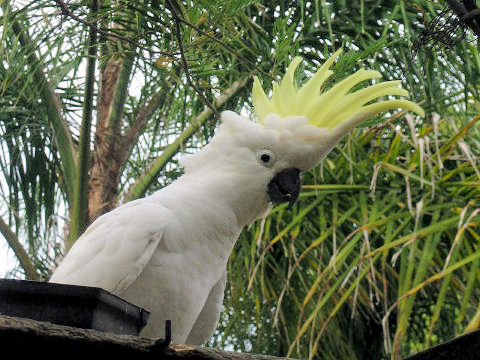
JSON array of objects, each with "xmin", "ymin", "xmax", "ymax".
[{"xmin": 181, "ymin": 49, "xmax": 424, "ymax": 211}]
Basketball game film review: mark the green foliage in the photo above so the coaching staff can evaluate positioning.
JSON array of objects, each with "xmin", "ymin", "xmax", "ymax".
[
  {"xmin": 1, "ymin": 1, "xmax": 480, "ymax": 360},
  {"xmin": 216, "ymin": 113, "xmax": 480, "ymax": 359}
]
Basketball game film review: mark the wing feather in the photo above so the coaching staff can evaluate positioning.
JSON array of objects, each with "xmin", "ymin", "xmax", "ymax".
[{"xmin": 50, "ymin": 199, "xmax": 168, "ymax": 295}]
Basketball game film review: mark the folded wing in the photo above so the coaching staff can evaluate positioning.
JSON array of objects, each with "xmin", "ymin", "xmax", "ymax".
[{"xmin": 50, "ymin": 199, "xmax": 168, "ymax": 295}]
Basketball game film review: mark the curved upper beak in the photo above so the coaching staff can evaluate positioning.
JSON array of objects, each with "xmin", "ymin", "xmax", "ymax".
[{"xmin": 267, "ymin": 168, "xmax": 301, "ymax": 209}]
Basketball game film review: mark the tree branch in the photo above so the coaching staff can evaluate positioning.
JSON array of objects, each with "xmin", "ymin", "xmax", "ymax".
[
  {"xmin": 0, "ymin": 216, "xmax": 39, "ymax": 280},
  {"xmin": 117, "ymin": 85, "xmax": 173, "ymax": 178}
]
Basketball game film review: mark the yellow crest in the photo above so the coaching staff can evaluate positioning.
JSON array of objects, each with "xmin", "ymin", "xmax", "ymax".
[{"xmin": 252, "ymin": 49, "xmax": 424, "ymax": 129}]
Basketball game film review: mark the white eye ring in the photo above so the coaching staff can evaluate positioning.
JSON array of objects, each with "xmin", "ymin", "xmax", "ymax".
[{"xmin": 256, "ymin": 149, "xmax": 275, "ymax": 167}]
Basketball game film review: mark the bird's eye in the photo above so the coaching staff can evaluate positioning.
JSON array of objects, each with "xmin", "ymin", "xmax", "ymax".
[{"xmin": 257, "ymin": 149, "xmax": 275, "ymax": 167}]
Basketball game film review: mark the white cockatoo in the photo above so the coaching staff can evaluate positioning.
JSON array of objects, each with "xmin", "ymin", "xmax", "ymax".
[{"xmin": 50, "ymin": 49, "xmax": 424, "ymax": 344}]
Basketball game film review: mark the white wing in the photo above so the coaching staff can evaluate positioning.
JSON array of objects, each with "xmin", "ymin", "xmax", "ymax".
[{"xmin": 50, "ymin": 198, "xmax": 168, "ymax": 294}]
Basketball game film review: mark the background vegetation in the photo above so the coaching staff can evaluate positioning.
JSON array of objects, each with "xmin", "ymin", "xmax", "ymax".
[{"xmin": 1, "ymin": 1, "xmax": 479, "ymax": 359}]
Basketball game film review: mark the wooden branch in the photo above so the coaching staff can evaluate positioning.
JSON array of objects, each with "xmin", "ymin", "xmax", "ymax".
[
  {"xmin": 0, "ymin": 217, "xmax": 39, "ymax": 280},
  {"xmin": 123, "ymin": 87, "xmax": 171, "ymax": 152},
  {"xmin": 116, "ymin": 85, "xmax": 173, "ymax": 177},
  {"xmin": 0, "ymin": 315, "xmax": 294, "ymax": 359}
]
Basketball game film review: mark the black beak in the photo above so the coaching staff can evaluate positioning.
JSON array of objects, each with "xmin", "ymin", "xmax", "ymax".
[{"xmin": 267, "ymin": 168, "xmax": 301, "ymax": 209}]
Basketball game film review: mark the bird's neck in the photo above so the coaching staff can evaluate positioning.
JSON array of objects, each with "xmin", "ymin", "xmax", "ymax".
[{"xmin": 170, "ymin": 169, "xmax": 271, "ymax": 228}]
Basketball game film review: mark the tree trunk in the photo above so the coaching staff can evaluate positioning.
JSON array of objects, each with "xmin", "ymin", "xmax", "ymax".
[{"xmin": 88, "ymin": 56, "xmax": 127, "ymax": 222}]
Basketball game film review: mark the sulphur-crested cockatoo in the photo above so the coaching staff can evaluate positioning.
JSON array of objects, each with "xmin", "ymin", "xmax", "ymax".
[{"xmin": 50, "ymin": 49, "xmax": 423, "ymax": 344}]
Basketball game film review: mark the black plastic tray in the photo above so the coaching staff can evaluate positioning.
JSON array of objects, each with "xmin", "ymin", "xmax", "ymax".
[{"xmin": 0, "ymin": 278, "xmax": 149, "ymax": 335}]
